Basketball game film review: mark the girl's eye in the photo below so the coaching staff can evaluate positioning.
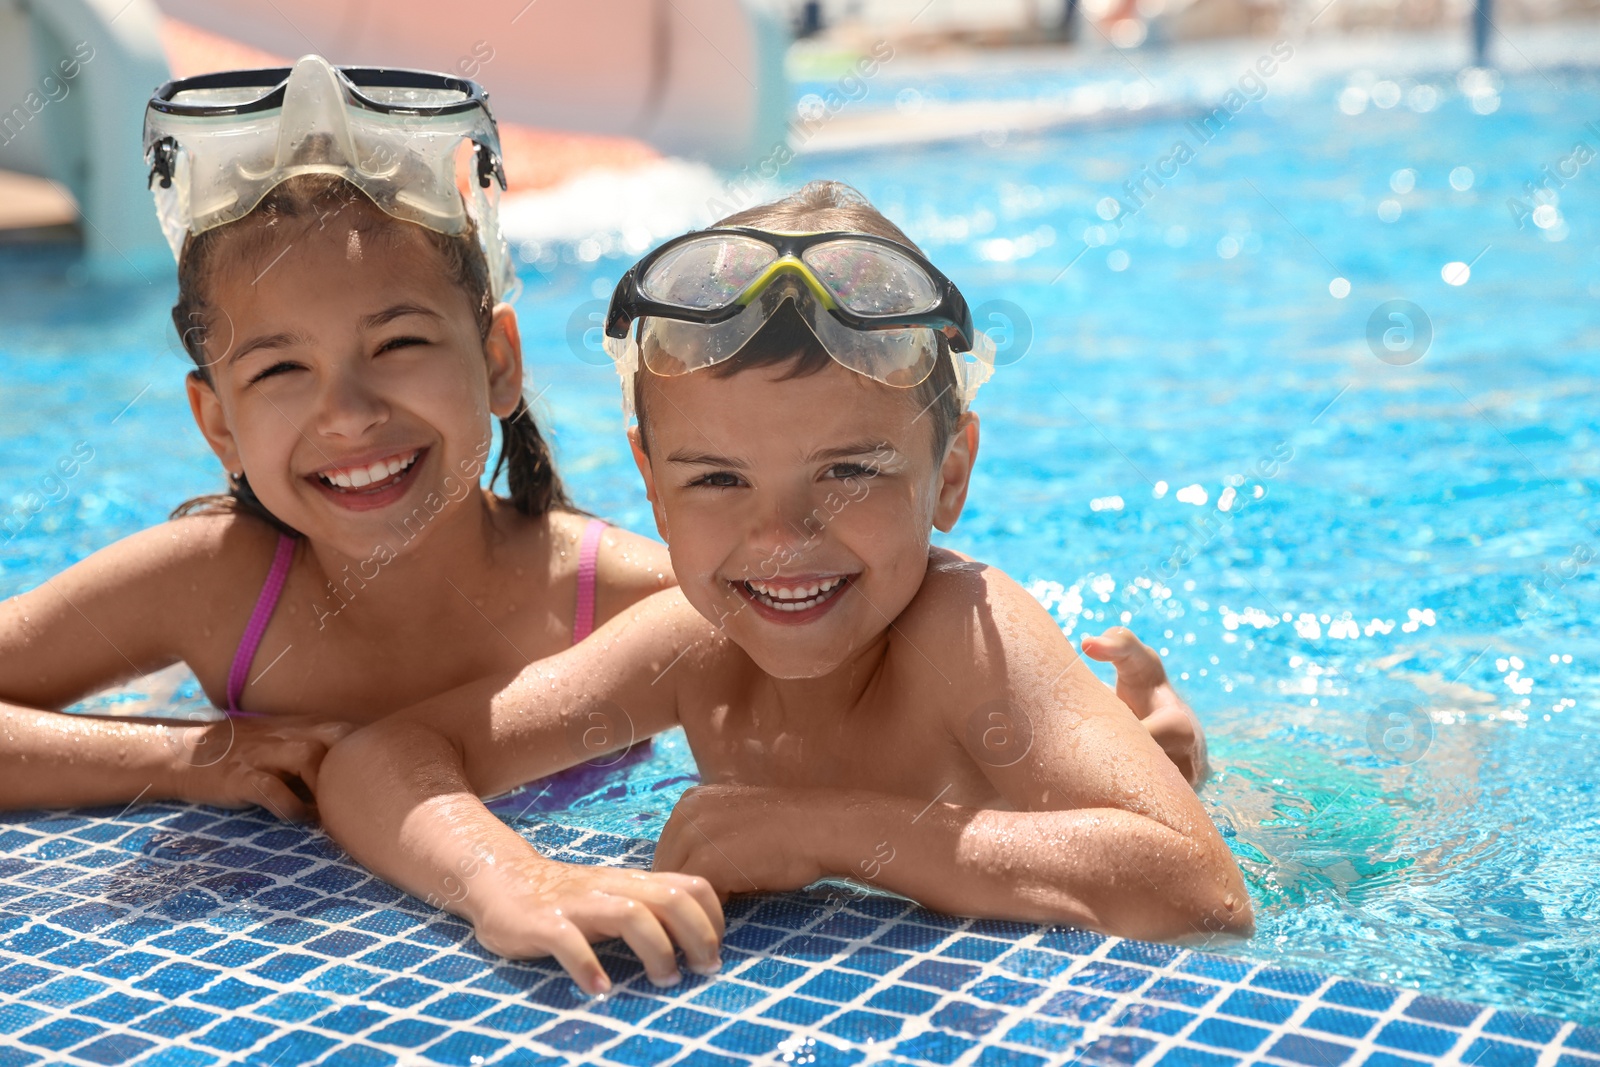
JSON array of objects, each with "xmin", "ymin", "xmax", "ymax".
[
  {"xmin": 690, "ymin": 471, "xmax": 744, "ymax": 489},
  {"xmin": 248, "ymin": 361, "xmax": 299, "ymax": 384}
]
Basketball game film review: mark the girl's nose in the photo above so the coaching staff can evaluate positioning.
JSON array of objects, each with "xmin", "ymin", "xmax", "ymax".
[{"xmin": 312, "ymin": 365, "xmax": 390, "ymax": 440}]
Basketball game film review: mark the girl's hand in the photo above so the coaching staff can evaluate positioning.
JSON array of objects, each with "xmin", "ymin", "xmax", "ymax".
[
  {"xmin": 653, "ymin": 784, "xmax": 824, "ymax": 899},
  {"xmin": 468, "ymin": 860, "xmax": 724, "ymax": 995},
  {"xmin": 164, "ymin": 718, "xmax": 352, "ymax": 821},
  {"xmin": 1082, "ymin": 626, "xmax": 1210, "ymax": 786}
]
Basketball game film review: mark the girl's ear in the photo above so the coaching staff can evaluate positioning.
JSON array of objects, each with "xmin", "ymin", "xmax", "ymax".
[
  {"xmin": 483, "ymin": 303, "xmax": 525, "ymax": 419},
  {"xmin": 932, "ymin": 412, "xmax": 979, "ymax": 533},
  {"xmin": 186, "ymin": 372, "xmax": 243, "ymax": 477},
  {"xmin": 627, "ymin": 426, "xmax": 669, "ymax": 544}
]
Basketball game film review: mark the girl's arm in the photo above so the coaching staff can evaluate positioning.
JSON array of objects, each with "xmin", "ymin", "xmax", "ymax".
[
  {"xmin": 1081, "ymin": 626, "xmax": 1210, "ymax": 785},
  {"xmin": 0, "ymin": 704, "xmax": 344, "ymax": 820},
  {"xmin": 318, "ymin": 588, "xmax": 728, "ymax": 993},
  {"xmin": 1, "ymin": 515, "xmax": 340, "ymax": 815}
]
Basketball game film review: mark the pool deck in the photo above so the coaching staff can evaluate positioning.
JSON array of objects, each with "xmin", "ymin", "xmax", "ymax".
[{"xmin": 0, "ymin": 801, "xmax": 1593, "ymax": 1067}]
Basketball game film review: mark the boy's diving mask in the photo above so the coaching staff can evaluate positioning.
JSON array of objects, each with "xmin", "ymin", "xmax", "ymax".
[
  {"xmin": 603, "ymin": 228, "xmax": 994, "ymax": 416},
  {"xmin": 143, "ymin": 54, "xmax": 517, "ymax": 301}
]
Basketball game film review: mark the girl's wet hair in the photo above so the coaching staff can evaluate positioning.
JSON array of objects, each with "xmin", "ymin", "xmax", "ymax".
[
  {"xmin": 169, "ymin": 175, "xmax": 571, "ymax": 534},
  {"xmin": 633, "ymin": 180, "xmax": 962, "ymax": 459}
]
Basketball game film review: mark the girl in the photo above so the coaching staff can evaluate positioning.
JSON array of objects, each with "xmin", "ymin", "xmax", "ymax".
[{"xmin": 0, "ymin": 59, "xmax": 676, "ymax": 820}]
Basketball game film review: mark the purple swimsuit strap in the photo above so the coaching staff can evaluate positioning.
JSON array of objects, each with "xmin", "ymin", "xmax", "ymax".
[
  {"xmin": 226, "ymin": 533, "xmax": 296, "ymax": 715},
  {"xmin": 571, "ymin": 519, "xmax": 606, "ymax": 645}
]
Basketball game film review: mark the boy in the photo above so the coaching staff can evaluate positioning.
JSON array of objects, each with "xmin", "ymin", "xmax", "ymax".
[{"xmin": 319, "ymin": 182, "xmax": 1248, "ymax": 995}]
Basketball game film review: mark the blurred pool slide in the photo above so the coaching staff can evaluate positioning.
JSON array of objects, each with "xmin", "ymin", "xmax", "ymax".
[{"xmin": 0, "ymin": 0, "xmax": 790, "ymax": 277}]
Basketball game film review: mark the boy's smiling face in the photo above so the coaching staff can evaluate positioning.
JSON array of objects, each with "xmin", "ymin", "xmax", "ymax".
[
  {"xmin": 186, "ymin": 211, "xmax": 522, "ymax": 558},
  {"xmin": 631, "ymin": 357, "xmax": 978, "ymax": 680}
]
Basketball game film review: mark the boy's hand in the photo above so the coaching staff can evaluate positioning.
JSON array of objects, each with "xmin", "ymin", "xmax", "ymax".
[
  {"xmin": 1081, "ymin": 627, "xmax": 1210, "ymax": 786},
  {"xmin": 468, "ymin": 860, "xmax": 725, "ymax": 995},
  {"xmin": 653, "ymin": 784, "xmax": 824, "ymax": 898},
  {"xmin": 164, "ymin": 717, "xmax": 352, "ymax": 821}
]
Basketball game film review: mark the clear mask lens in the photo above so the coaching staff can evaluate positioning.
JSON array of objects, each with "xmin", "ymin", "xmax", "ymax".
[
  {"xmin": 640, "ymin": 235, "xmax": 778, "ymax": 308},
  {"xmin": 355, "ymin": 85, "xmax": 471, "ymax": 109},
  {"xmin": 800, "ymin": 239, "xmax": 941, "ymax": 315},
  {"xmin": 146, "ymin": 56, "xmax": 517, "ymax": 301},
  {"xmin": 638, "ymin": 279, "xmax": 938, "ymax": 389}
]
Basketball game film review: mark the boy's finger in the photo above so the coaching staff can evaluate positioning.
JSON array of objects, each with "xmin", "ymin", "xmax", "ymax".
[
  {"xmin": 650, "ymin": 825, "xmax": 686, "ymax": 873},
  {"xmin": 637, "ymin": 877, "xmax": 723, "ymax": 973},
  {"xmin": 587, "ymin": 895, "xmax": 682, "ymax": 988},
  {"xmin": 664, "ymin": 871, "xmax": 727, "ymax": 939},
  {"xmin": 533, "ymin": 919, "xmax": 613, "ymax": 996}
]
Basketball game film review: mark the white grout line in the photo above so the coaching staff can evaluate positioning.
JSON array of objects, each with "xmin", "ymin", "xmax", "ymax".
[{"xmin": 0, "ymin": 807, "xmax": 1590, "ymax": 1067}]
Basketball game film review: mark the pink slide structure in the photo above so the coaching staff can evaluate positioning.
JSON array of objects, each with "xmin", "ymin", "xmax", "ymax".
[{"xmin": 151, "ymin": 0, "xmax": 790, "ymax": 167}]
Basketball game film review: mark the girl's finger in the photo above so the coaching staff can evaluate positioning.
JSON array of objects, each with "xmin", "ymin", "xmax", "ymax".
[
  {"xmin": 249, "ymin": 773, "xmax": 310, "ymax": 822},
  {"xmin": 313, "ymin": 721, "xmax": 356, "ymax": 744},
  {"xmin": 1082, "ymin": 626, "xmax": 1137, "ymax": 660},
  {"xmin": 252, "ymin": 740, "xmax": 325, "ymax": 782}
]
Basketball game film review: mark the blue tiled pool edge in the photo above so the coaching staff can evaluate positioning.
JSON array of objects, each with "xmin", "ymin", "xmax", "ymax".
[{"xmin": 0, "ymin": 803, "xmax": 1595, "ymax": 1067}]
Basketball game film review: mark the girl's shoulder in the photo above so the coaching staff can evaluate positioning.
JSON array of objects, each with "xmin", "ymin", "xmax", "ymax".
[
  {"xmin": 51, "ymin": 511, "xmax": 284, "ymax": 591},
  {"xmin": 112, "ymin": 510, "xmax": 288, "ymax": 582},
  {"xmin": 545, "ymin": 510, "xmax": 676, "ymax": 626},
  {"xmin": 0, "ymin": 511, "xmax": 290, "ymax": 708}
]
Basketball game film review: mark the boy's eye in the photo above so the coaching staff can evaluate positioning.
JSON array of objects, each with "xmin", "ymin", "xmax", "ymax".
[
  {"xmin": 690, "ymin": 471, "xmax": 744, "ymax": 489},
  {"xmin": 377, "ymin": 335, "xmax": 429, "ymax": 353},
  {"xmin": 248, "ymin": 361, "xmax": 300, "ymax": 384},
  {"xmin": 827, "ymin": 462, "xmax": 878, "ymax": 480}
]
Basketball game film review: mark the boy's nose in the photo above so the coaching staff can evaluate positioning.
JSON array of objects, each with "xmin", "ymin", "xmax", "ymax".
[
  {"xmin": 312, "ymin": 366, "xmax": 390, "ymax": 439},
  {"xmin": 745, "ymin": 486, "xmax": 828, "ymax": 570}
]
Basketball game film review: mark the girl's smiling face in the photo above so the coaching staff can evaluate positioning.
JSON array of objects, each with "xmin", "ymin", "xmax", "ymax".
[
  {"xmin": 185, "ymin": 209, "xmax": 523, "ymax": 558},
  {"xmin": 630, "ymin": 358, "xmax": 978, "ymax": 680}
]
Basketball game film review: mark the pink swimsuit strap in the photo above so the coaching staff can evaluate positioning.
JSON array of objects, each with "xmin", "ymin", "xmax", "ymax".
[
  {"xmin": 226, "ymin": 533, "xmax": 296, "ymax": 715},
  {"xmin": 572, "ymin": 519, "xmax": 606, "ymax": 645}
]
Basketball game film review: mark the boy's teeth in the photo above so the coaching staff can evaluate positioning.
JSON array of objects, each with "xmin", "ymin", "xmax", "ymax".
[{"xmin": 744, "ymin": 576, "xmax": 847, "ymax": 611}]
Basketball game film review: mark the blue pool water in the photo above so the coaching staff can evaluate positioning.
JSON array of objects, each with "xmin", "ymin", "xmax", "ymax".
[{"xmin": 3, "ymin": 44, "xmax": 1599, "ymax": 1044}]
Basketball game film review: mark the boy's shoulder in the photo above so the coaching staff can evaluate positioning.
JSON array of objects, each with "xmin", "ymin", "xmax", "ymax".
[
  {"xmin": 889, "ymin": 547, "xmax": 1082, "ymax": 711},
  {"xmin": 899, "ymin": 546, "xmax": 1050, "ymax": 630}
]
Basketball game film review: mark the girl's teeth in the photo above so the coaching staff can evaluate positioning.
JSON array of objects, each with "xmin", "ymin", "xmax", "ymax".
[{"xmin": 320, "ymin": 451, "xmax": 418, "ymax": 490}]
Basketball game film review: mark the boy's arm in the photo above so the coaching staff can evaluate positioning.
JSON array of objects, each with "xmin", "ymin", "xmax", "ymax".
[
  {"xmin": 654, "ymin": 568, "xmax": 1250, "ymax": 944},
  {"xmin": 317, "ymin": 588, "xmax": 728, "ymax": 993}
]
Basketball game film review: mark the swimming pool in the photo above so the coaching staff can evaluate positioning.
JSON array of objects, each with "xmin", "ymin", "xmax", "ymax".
[{"xmin": 2, "ymin": 31, "xmax": 1598, "ymax": 1056}]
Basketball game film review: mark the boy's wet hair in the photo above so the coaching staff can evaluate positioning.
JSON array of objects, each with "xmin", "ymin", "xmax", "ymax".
[
  {"xmin": 633, "ymin": 181, "xmax": 961, "ymax": 459},
  {"xmin": 169, "ymin": 174, "xmax": 571, "ymax": 534}
]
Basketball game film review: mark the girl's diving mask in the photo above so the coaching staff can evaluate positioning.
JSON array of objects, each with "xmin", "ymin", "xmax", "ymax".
[
  {"xmin": 603, "ymin": 228, "xmax": 995, "ymax": 417},
  {"xmin": 143, "ymin": 54, "xmax": 517, "ymax": 301}
]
